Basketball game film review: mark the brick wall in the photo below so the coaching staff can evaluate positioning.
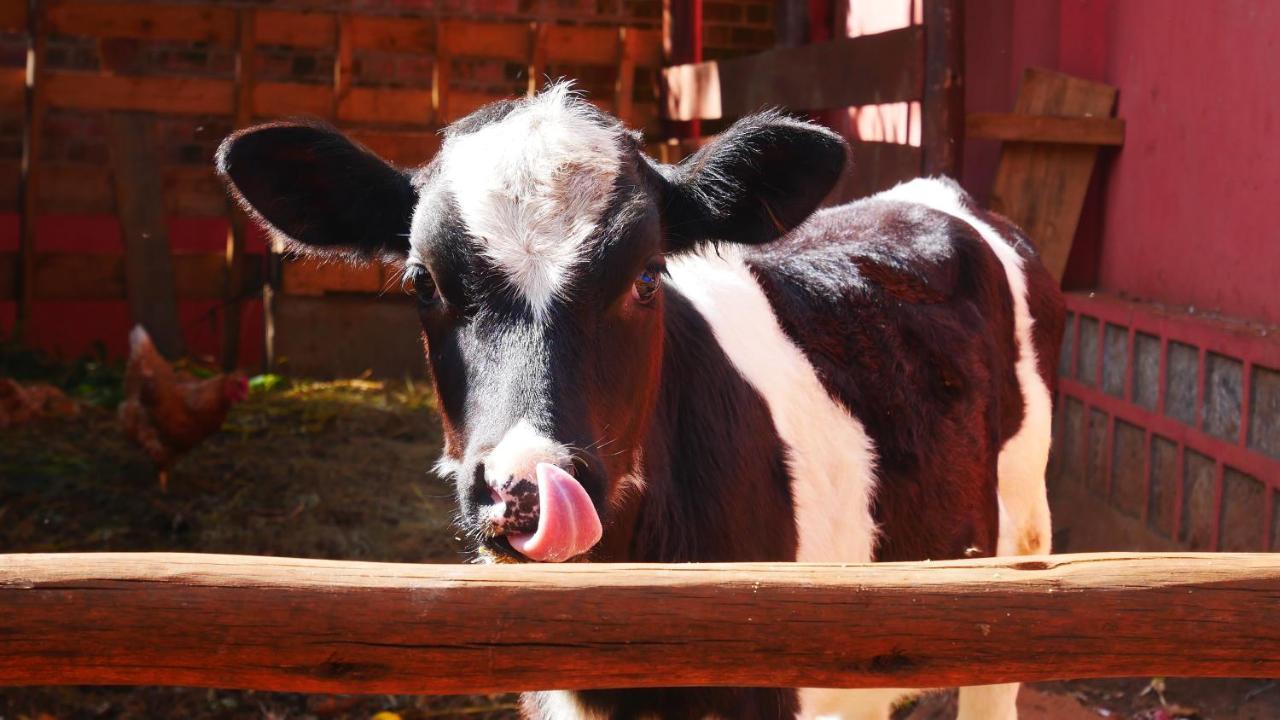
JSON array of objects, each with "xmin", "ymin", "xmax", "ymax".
[{"xmin": 1048, "ymin": 292, "xmax": 1280, "ymax": 553}]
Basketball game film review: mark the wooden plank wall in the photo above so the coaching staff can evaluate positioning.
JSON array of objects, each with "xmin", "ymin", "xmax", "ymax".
[
  {"xmin": 659, "ymin": 0, "xmax": 963, "ymax": 200},
  {"xmin": 2, "ymin": 0, "xmax": 664, "ymax": 349}
]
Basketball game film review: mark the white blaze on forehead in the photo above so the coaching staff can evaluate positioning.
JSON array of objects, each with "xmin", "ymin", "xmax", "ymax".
[{"xmin": 437, "ymin": 84, "xmax": 624, "ymax": 316}]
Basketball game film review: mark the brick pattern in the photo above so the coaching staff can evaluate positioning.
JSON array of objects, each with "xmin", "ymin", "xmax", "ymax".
[{"xmin": 1049, "ymin": 292, "xmax": 1280, "ymax": 552}]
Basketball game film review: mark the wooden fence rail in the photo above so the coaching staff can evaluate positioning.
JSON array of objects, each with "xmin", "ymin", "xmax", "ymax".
[{"xmin": 2, "ymin": 552, "xmax": 1279, "ymax": 694}]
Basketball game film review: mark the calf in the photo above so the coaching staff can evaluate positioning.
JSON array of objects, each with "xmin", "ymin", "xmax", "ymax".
[{"xmin": 218, "ymin": 84, "xmax": 1065, "ymax": 720}]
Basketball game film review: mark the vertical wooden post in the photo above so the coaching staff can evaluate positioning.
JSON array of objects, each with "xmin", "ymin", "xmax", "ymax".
[
  {"xmin": 107, "ymin": 112, "xmax": 185, "ymax": 359},
  {"xmin": 333, "ymin": 14, "xmax": 353, "ymax": 119},
  {"xmin": 433, "ymin": 22, "xmax": 452, "ymax": 122},
  {"xmin": 222, "ymin": 9, "xmax": 256, "ymax": 371},
  {"xmin": 16, "ymin": 0, "xmax": 44, "ymax": 339},
  {"xmin": 528, "ymin": 22, "xmax": 548, "ymax": 96},
  {"xmin": 614, "ymin": 28, "xmax": 635, "ymax": 127},
  {"xmin": 921, "ymin": 0, "xmax": 964, "ymax": 178}
]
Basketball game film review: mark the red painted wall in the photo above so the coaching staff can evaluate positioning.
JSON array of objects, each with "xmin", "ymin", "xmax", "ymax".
[
  {"xmin": 0, "ymin": 215, "xmax": 265, "ymax": 367},
  {"xmin": 964, "ymin": 0, "xmax": 1280, "ymax": 325}
]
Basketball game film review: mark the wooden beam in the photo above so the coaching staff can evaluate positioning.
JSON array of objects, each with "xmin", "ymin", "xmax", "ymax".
[
  {"xmin": 44, "ymin": 1, "xmax": 237, "ymax": 44},
  {"xmin": 2, "ymin": 552, "xmax": 1280, "ymax": 694},
  {"xmin": 0, "ymin": 0, "xmax": 25, "ymax": 33},
  {"xmin": 0, "ymin": 67, "xmax": 24, "ymax": 111},
  {"xmin": 661, "ymin": 26, "xmax": 923, "ymax": 121},
  {"xmin": 253, "ymin": 9, "xmax": 335, "ymax": 49},
  {"xmin": 222, "ymin": 8, "xmax": 256, "ymax": 372},
  {"xmin": 921, "ymin": 0, "xmax": 964, "ymax": 178},
  {"xmin": 345, "ymin": 129, "xmax": 441, "ymax": 167},
  {"xmin": 106, "ymin": 112, "xmax": 185, "ymax": 358},
  {"xmin": 614, "ymin": 28, "xmax": 636, "ymax": 127},
  {"xmin": 252, "ymin": 81, "xmax": 332, "ymax": 119},
  {"xmin": 438, "ymin": 20, "xmax": 533, "ymax": 63},
  {"xmin": 338, "ymin": 87, "xmax": 435, "ymax": 126},
  {"xmin": 989, "ymin": 68, "xmax": 1119, "ymax": 282},
  {"xmin": 0, "ymin": 252, "xmax": 264, "ymax": 301},
  {"xmin": 349, "ymin": 15, "xmax": 434, "ymax": 54},
  {"xmin": 16, "ymin": 3, "xmax": 45, "ymax": 339},
  {"xmin": 45, "ymin": 72, "xmax": 235, "ymax": 115},
  {"xmin": 966, "ymin": 113, "xmax": 1126, "ymax": 146}
]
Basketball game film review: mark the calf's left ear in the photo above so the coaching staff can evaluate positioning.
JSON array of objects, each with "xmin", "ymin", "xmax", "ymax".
[
  {"xmin": 662, "ymin": 111, "xmax": 848, "ymax": 250},
  {"xmin": 216, "ymin": 122, "xmax": 417, "ymax": 258}
]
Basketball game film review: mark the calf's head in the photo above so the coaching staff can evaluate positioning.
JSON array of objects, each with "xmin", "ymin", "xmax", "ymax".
[{"xmin": 218, "ymin": 85, "xmax": 846, "ymax": 562}]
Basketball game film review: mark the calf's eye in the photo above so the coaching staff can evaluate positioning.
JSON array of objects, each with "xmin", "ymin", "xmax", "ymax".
[
  {"xmin": 405, "ymin": 266, "xmax": 438, "ymax": 305},
  {"xmin": 633, "ymin": 269, "xmax": 660, "ymax": 304}
]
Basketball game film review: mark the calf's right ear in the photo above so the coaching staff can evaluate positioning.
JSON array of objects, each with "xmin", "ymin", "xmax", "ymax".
[{"xmin": 216, "ymin": 122, "xmax": 417, "ymax": 258}]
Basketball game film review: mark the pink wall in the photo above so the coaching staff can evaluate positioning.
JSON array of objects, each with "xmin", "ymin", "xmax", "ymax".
[{"xmin": 964, "ymin": 0, "xmax": 1280, "ymax": 325}]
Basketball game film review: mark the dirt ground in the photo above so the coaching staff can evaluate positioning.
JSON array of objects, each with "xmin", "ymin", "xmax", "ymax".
[{"xmin": 2, "ymin": 363, "xmax": 1278, "ymax": 719}]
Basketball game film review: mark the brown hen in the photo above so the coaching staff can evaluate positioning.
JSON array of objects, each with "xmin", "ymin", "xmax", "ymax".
[{"xmin": 118, "ymin": 326, "xmax": 249, "ymax": 491}]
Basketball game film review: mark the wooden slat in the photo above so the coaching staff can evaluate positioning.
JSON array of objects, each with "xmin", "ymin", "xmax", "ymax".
[
  {"xmin": 921, "ymin": 0, "xmax": 963, "ymax": 177},
  {"xmin": 614, "ymin": 29, "xmax": 635, "ymax": 128},
  {"xmin": 0, "ymin": 0, "xmax": 25, "ymax": 33},
  {"xmin": 544, "ymin": 25, "xmax": 621, "ymax": 65},
  {"xmin": 350, "ymin": 15, "xmax": 433, "ymax": 53},
  {"xmin": 989, "ymin": 68, "xmax": 1119, "ymax": 282},
  {"xmin": 629, "ymin": 28, "xmax": 663, "ymax": 67},
  {"xmin": 0, "ymin": 160, "xmax": 17, "ymax": 213},
  {"xmin": 252, "ymin": 81, "xmax": 332, "ymax": 118},
  {"xmin": 223, "ymin": 8, "xmax": 256, "ymax": 371},
  {"xmin": 347, "ymin": 129, "xmax": 442, "ymax": 167},
  {"xmin": 281, "ymin": 258, "xmax": 384, "ymax": 297},
  {"xmin": 45, "ymin": 1, "xmax": 236, "ymax": 44},
  {"xmin": 16, "ymin": 15, "xmax": 45, "ymax": 337},
  {"xmin": 966, "ymin": 112, "xmax": 1125, "ymax": 146},
  {"xmin": 662, "ymin": 26, "xmax": 923, "ymax": 121},
  {"xmin": 107, "ymin": 112, "xmax": 185, "ymax": 358},
  {"xmin": 333, "ymin": 15, "xmax": 354, "ymax": 118},
  {"xmin": 34, "ymin": 164, "xmax": 227, "ymax": 217},
  {"xmin": 253, "ymin": 9, "xmax": 334, "ymax": 49},
  {"xmin": 45, "ymin": 72, "xmax": 235, "ymax": 115},
  {"xmin": 529, "ymin": 22, "xmax": 549, "ymax": 94},
  {"xmin": 0, "ymin": 67, "xmax": 23, "ymax": 110},
  {"xmin": 337, "ymin": 87, "xmax": 434, "ymax": 126},
  {"xmin": 439, "ymin": 20, "xmax": 532, "ymax": 62},
  {"xmin": 443, "ymin": 89, "xmax": 509, "ymax": 123},
  {"xmin": 433, "ymin": 21, "xmax": 452, "ymax": 123},
  {"xmin": 4, "ymin": 553, "xmax": 1280, "ymax": 693},
  {"xmin": 0, "ymin": 252, "xmax": 263, "ymax": 301}
]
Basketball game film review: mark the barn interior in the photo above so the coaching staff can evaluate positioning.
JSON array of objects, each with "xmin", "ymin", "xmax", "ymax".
[{"xmin": 1, "ymin": 0, "xmax": 1278, "ymax": 718}]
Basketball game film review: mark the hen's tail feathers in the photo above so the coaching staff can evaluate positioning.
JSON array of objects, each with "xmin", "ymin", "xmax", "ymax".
[{"xmin": 128, "ymin": 325, "xmax": 154, "ymax": 355}]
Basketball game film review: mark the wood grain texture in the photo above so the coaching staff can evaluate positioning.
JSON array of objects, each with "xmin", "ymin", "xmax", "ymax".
[
  {"xmin": 990, "ymin": 68, "xmax": 1119, "ymax": 282},
  {"xmin": 967, "ymin": 113, "xmax": 1125, "ymax": 146},
  {"xmin": 662, "ymin": 27, "xmax": 923, "ymax": 121},
  {"xmin": 2, "ymin": 552, "xmax": 1279, "ymax": 694}
]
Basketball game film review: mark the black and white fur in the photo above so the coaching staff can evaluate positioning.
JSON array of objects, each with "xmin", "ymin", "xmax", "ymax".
[{"xmin": 217, "ymin": 84, "xmax": 1065, "ymax": 720}]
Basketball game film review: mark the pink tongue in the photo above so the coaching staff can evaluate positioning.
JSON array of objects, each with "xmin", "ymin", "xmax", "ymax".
[{"xmin": 508, "ymin": 462, "xmax": 602, "ymax": 562}]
